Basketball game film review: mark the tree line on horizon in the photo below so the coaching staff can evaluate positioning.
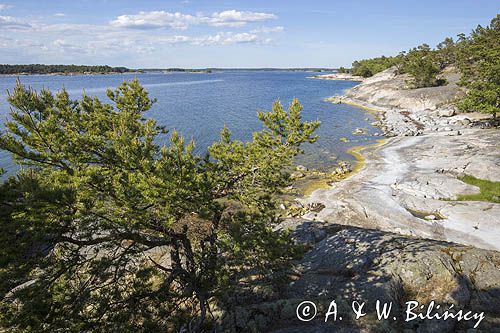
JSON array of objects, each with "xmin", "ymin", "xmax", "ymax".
[
  {"xmin": 0, "ymin": 64, "xmax": 130, "ymax": 75},
  {"xmin": 0, "ymin": 65, "xmax": 338, "ymax": 75},
  {"xmin": 340, "ymin": 14, "xmax": 499, "ymax": 117}
]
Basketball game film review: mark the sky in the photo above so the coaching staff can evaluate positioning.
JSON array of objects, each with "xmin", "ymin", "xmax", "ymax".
[{"xmin": 0, "ymin": 0, "xmax": 498, "ymax": 68}]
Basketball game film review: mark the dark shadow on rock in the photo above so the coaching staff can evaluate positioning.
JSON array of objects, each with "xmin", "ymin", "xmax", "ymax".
[{"xmin": 220, "ymin": 219, "xmax": 500, "ymax": 332}]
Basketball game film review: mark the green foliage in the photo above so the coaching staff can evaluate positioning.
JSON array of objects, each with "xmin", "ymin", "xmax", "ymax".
[
  {"xmin": 0, "ymin": 80, "xmax": 319, "ymax": 332},
  {"xmin": 0, "ymin": 64, "xmax": 130, "ymax": 75},
  {"xmin": 351, "ymin": 49, "xmax": 443, "ymax": 86},
  {"xmin": 399, "ymin": 44, "xmax": 444, "ymax": 88},
  {"xmin": 457, "ymin": 175, "xmax": 500, "ymax": 203},
  {"xmin": 351, "ymin": 56, "xmax": 401, "ymax": 78},
  {"xmin": 352, "ymin": 14, "xmax": 500, "ymax": 94},
  {"xmin": 349, "ymin": 14, "xmax": 499, "ymax": 102},
  {"xmin": 337, "ymin": 66, "xmax": 349, "ymax": 74},
  {"xmin": 436, "ymin": 37, "xmax": 458, "ymax": 69},
  {"xmin": 456, "ymin": 15, "xmax": 500, "ymax": 117}
]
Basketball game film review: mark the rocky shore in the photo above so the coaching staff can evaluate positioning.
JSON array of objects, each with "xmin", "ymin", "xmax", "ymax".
[
  {"xmin": 230, "ymin": 68, "xmax": 500, "ymax": 332},
  {"xmin": 307, "ymin": 72, "xmax": 366, "ymax": 81},
  {"xmin": 301, "ymin": 67, "xmax": 499, "ymax": 250}
]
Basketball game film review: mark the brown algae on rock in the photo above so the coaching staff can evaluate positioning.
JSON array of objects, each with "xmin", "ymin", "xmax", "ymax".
[{"xmin": 295, "ymin": 139, "xmax": 387, "ymax": 196}]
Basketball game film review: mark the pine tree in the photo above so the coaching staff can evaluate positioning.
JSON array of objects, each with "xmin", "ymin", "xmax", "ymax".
[
  {"xmin": 0, "ymin": 80, "xmax": 319, "ymax": 331},
  {"xmin": 456, "ymin": 15, "xmax": 500, "ymax": 118},
  {"xmin": 400, "ymin": 44, "xmax": 443, "ymax": 88}
]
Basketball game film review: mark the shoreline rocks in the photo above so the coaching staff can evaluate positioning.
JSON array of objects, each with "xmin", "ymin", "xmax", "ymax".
[
  {"xmin": 228, "ymin": 222, "xmax": 500, "ymax": 332},
  {"xmin": 298, "ymin": 67, "xmax": 500, "ymax": 250},
  {"xmin": 222, "ymin": 68, "xmax": 500, "ymax": 332},
  {"xmin": 308, "ymin": 73, "xmax": 365, "ymax": 82}
]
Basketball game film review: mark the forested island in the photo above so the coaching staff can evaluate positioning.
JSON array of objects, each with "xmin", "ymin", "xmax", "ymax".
[
  {"xmin": 0, "ymin": 64, "xmax": 132, "ymax": 75},
  {"xmin": 0, "ymin": 65, "xmax": 336, "ymax": 76},
  {"xmin": 143, "ymin": 67, "xmax": 335, "ymax": 73},
  {"xmin": 0, "ymin": 64, "xmax": 131, "ymax": 75}
]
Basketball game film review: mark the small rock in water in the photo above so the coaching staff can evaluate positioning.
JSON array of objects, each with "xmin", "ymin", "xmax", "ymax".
[
  {"xmin": 353, "ymin": 128, "xmax": 366, "ymax": 135},
  {"xmin": 296, "ymin": 165, "xmax": 308, "ymax": 172},
  {"xmin": 327, "ymin": 96, "xmax": 342, "ymax": 104},
  {"xmin": 332, "ymin": 161, "xmax": 352, "ymax": 176}
]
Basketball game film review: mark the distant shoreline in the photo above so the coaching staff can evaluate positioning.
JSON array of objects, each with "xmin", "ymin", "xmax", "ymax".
[
  {"xmin": 0, "ymin": 64, "xmax": 339, "ymax": 76},
  {"xmin": 0, "ymin": 72, "xmax": 142, "ymax": 77},
  {"xmin": 307, "ymin": 72, "xmax": 365, "ymax": 81},
  {"xmin": 0, "ymin": 64, "xmax": 132, "ymax": 76}
]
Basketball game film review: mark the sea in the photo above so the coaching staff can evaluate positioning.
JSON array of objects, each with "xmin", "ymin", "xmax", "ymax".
[{"xmin": 0, "ymin": 70, "xmax": 382, "ymax": 176}]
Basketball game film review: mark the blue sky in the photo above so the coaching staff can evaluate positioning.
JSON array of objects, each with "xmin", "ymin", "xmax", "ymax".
[{"xmin": 0, "ymin": 0, "xmax": 498, "ymax": 68}]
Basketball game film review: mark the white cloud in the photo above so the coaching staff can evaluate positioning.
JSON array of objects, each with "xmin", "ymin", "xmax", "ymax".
[
  {"xmin": 189, "ymin": 32, "xmax": 260, "ymax": 45},
  {"xmin": 207, "ymin": 10, "xmax": 277, "ymax": 27},
  {"xmin": 109, "ymin": 9, "xmax": 277, "ymax": 29},
  {"xmin": 0, "ymin": 22, "xmax": 272, "ymax": 58},
  {"xmin": 0, "ymin": 35, "xmax": 42, "ymax": 48},
  {"xmin": 250, "ymin": 26, "xmax": 284, "ymax": 34},
  {"xmin": 0, "ymin": 4, "xmax": 13, "ymax": 11},
  {"xmin": 110, "ymin": 11, "xmax": 198, "ymax": 30},
  {"xmin": 0, "ymin": 9, "xmax": 281, "ymax": 64},
  {"xmin": 0, "ymin": 15, "xmax": 31, "ymax": 28},
  {"xmin": 50, "ymin": 39, "xmax": 81, "ymax": 51},
  {"xmin": 54, "ymin": 13, "xmax": 65, "ymax": 17}
]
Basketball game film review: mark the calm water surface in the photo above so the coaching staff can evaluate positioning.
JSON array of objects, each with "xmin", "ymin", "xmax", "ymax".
[{"xmin": 0, "ymin": 71, "xmax": 382, "ymax": 175}]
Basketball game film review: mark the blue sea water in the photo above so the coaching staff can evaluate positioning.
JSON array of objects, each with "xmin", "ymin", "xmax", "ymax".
[{"xmin": 0, "ymin": 71, "xmax": 381, "ymax": 175}]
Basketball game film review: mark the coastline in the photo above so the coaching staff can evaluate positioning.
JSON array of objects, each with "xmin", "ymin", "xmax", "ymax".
[
  {"xmin": 292, "ymin": 140, "xmax": 386, "ymax": 197},
  {"xmin": 0, "ymin": 72, "xmax": 141, "ymax": 77},
  {"xmin": 345, "ymin": 138, "xmax": 386, "ymax": 174},
  {"xmin": 307, "ymin": 72, "xmax": 365, "ymax": 82},
  {"xmin": 299, "ymin": 70, "xmax": 500, "ymax": 251}
]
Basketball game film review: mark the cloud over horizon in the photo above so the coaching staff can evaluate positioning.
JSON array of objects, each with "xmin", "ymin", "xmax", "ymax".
[
  {"xmin": 110, "ymin": 10, "xmax": 277, "ymax": 29},
  {"xmin": 1, "ymin": 1, "xmax": 491, "ymax": 68},
  {"xmin": 0, "ymin": 15, "xmax": 31, "ymax": 28},
  {"xmin": 0, "ymin": 7, "xmax": 283, "ymax": 65}
]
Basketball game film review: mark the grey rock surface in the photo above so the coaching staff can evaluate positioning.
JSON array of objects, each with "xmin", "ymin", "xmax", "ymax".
[
  {"xmin": 300, "ymin": 130, "xmax": 500, "ymax": 251},
  {"xmin": 237, "ymin": 69, "xmax": 500, "ymax": 332},
  {"xmin": 227, "ymin": 223, "xmax": 500, "ymax": 332},
  {"xmin": 302, "ymin": 67, "xmax": 500, "ymax": 250}
]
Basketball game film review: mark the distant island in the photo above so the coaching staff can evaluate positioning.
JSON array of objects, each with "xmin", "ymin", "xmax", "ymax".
[
  {"xmin": 0, "ymin": 64, "xmax": 132, "ymax": 75},
  {"xmin": 0, "ymin": 64, "xmax": 338, "ymax": 76},
  {"xmin": 141, "ymin": 67, "xmax": 336, "ymax": 73}
]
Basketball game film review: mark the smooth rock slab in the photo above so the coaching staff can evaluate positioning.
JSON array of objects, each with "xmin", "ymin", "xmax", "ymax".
[{"xmin": 300, "ymin": 129, "xmax": 500, "ymax": 251}]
